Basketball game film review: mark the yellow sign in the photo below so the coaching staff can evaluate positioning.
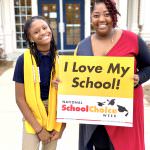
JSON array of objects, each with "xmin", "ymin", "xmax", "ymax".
[
  {"xmin": 57, "ymin": 56, "xmax": 134, "ymax": 127},
  {"xmin": 58, "ymin": 56, "xmax": 134, "ymax": 98}
]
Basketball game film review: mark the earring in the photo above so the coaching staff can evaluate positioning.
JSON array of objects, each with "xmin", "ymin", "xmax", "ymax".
[{"xmin": 30, "ymin": 40, "xmax": 35, "ymax": 47}]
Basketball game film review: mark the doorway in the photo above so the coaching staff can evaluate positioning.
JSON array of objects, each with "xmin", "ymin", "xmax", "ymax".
[{"xmin": 38, "ymin": 0, "xmax": 84, "ymax": 51}]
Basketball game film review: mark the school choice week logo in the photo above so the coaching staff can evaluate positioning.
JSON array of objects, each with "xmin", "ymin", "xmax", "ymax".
[{"xmin": 61, "ymin": 98, "xmax": 129, "ymax": 117}]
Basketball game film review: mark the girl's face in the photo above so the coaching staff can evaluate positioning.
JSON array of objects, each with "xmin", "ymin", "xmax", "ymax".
[
  {"xmin": 28, "ymin": 19, "xmax": 52, "ymax": 49},
  {"xmin": 91, "ymin": 3, "xmax": 113, "ymax": 36}
]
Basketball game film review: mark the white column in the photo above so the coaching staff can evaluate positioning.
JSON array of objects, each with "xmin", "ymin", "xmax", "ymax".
[
  {"xmin": 59, "ymin": 0, "xmax": 64, "ymax": 51},
  {"xmin": 32, "ymin": 0, "xmax": 38, "ymax": 16},
  {"xmin": 140, "ymin": 0, "xmax": 150, "ymax": 41},
  {"xmin": 84, "ymin": 0, "xmax": 91, "ymax": 37},
  {"xmin": 0, "ymin": 0, "xmax": 4, "ymax": 48},
  {"xmin": 127, "ymin": 0, "xmax": 139, "ymax": 33},
  {"xmin": 0, "ymin": 1, "xmax": 3, "ymax": 33},
  {"xmin": 2, "ymin": 0, "xmax": 16, "ymax": 54},
  {"xmin": 117, "ymin": 0, "xmax": 128, "ymax": 29},
  {"xmin": 11, "ymin": 0, "xmax": 17, "ymax": 53}
]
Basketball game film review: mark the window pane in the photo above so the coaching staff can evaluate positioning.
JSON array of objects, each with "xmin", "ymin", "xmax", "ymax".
[
  {"xmin": 16, "ymin": 33, "xmax": 22, "ymax": 40},
  {"xmin": 27, "ymin": 16, "xmax": 31, "ymax": 20},
  {"xmin": 14, "ymin": 0, "xmax": 32, "ymax": 49},
  {"xmin": 66, "ymin": 27, "xmax": 80, "ymax": 45},
  {"xmin": 21, "ymin": 7, "xmax": 26, "ymax": 15},
  {"xmin": 15, "ymin": 8, "xmax": 19, "ymax": 14},
  {"xmin": 22, "ymin": 25, "xmax": 24, "ymax": 32},
  {"xmin": 65, "ymin": 4, "xmax": 81, "ymax": 45},
  {"xmin": 66, "ymin": 4, "xmax": 80, "ymax": 24},
  {"xmin": 14, "ymin": 0, "xmax": 20, "ymax": 6},
  {"xmin": 20, "ymin": 0, "xmax": 25, "ymax": 6},
  {"xmin": 15, "ymin": 16, "xmax": 20, "ymax": 24},
  {"xmin": 26, "ymin": 0, "xmax": 31, "ymax": 5},
  {"xmin": 21, "ymin": 16, "xmax": 26, "ymax": 24},
  {"xmin": 17, "ymin": 42, "xmax": 22, "ymax": 48},
  {"xmin": 27, "ymin": 8, "xmax": 32, "ymax": 15},
  {"xmin": 16, "ymin": 25, "xmax": 21, "ymax": 32}
]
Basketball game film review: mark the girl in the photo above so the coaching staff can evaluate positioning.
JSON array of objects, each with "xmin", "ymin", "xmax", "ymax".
[{"xmin": 13, "ymin": 16, "xmax": 65, "ymax": 150}]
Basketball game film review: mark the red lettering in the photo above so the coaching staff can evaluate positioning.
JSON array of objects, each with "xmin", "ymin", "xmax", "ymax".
[
  {"xmin": 62, "ymin": 104, "xmax": 89, "ymax": 112},
  {"xmin": 62, "ymin": 105, "xmax": 67, "ymax": 111}
]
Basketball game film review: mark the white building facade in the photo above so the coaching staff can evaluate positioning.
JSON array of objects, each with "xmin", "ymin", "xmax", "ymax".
[{"xmin": 0, "ymin": 0, "xmax": 150, "ymax": 56}]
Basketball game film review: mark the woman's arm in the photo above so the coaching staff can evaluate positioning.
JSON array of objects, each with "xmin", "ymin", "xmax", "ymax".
[{"xmin": 136, "ymin": 37, "xmax": 150, "ymax": 85}]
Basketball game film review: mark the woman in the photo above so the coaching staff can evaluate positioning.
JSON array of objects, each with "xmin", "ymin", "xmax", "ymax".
[
  {"xmin": 75, "ymin": 0, "xmax": 150, "ymax": 150},
  {"xmin": 13, "ymin": 16, "xmax": 65, "ymax": 150}
]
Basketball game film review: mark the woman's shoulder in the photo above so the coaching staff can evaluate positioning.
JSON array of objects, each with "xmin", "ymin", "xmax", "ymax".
[
  {"xmin": 120, "ymin": 30, "xmax": 138, "ymax": 48},
  {"xmin": 76, "ymin": 36, "xmax": 92, "ymax": 55},
  {"xmin": 122, "ymin": 30, "xmax": 138, "ymax": 39},
  {"xmin": 77, "ymin": 36, "xmax": 91, "ymax": 50},
  {"xmin": 78, "ymin": 36, "xmax": 91, "ymax": 46}
]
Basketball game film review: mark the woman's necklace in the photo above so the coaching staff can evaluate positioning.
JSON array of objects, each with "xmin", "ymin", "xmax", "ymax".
[
  {"xmin": 104, "ymin": 29, "xmax": 116, "ymax": 55},
  {"xmin": 111, "ymin": 29, "xmax": 116, "ymax": 43},
  {"xmin": 93, "ymin": 29, "xmax": 116, "ymax": 56}
]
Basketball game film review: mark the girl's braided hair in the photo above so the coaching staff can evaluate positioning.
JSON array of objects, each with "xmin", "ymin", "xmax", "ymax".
[
  {"xmin": 91, "ymin": 0, "xmax": 120, "ymax": 27},
  {"xmin": 23, "ymin": 16, "xmax": 57, "ymax": 76}
]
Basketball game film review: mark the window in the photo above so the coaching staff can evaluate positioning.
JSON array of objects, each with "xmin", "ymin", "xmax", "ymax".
[
  {"xmin": 14, "ymin": 0, "xmax": 32, "ymax": 49},
  {"xmin": 65, "ymin": 4, "xmax": 81, "ymax": 45}
]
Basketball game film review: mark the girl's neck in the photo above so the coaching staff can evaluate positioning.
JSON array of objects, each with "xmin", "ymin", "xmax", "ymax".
[{"xmin": 37, "ymin": 45, "xmax": 50, "ymax": 55}]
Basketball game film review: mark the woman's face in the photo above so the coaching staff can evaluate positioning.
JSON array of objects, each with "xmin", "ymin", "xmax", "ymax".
[
  {"xmin": 28, "ymin": 19, "xmax": 52, "ymax": 48},
  {"xmin": 91, "ymin": 2, "xmax": 113, "ymax": 36}
]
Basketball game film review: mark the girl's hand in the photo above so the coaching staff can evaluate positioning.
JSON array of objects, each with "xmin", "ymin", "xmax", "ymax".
[
  {"xmin": 50, "ymin": 123, "xmax": 66, "ymax": 141},
  {"xmin": 52, "ymin": 78, "xmax": 60, "ymax": 90},
  {"xmin": 37, "ymin": 128, "xmax": 52, "ymax": 144},
  {"xmin": 50, "ymin": 130, "xmax": 60, "ymax": 141},
  {"xmin": 133, "ymin": 74, "xmax": 140, "ymax": 87}
]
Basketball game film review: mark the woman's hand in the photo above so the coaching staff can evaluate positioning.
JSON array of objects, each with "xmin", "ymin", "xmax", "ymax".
[
  {"xmin": 52, "ymin": 78, "xmax": 60, "ymax": 90},
  {"xmin": 37, "ymin": 128, "xmax": 52, "ymax": 144},
  {"xmin": 133, "ymin": 74, "xmax": 140, "ymax": 87},
  {"xmin": 50, "ymin": 123, "xmax": 66, "ymax": 141}
]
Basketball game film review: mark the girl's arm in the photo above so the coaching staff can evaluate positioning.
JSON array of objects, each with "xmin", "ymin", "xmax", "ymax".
[{"xmin": 15, "ymin": 82, "xmax": 51, "ymax": 143}]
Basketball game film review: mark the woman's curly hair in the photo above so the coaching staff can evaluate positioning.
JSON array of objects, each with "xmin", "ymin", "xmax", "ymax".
[{"xmin": 91, "ymin": 0, "xmax": 120, "ymax": 27}]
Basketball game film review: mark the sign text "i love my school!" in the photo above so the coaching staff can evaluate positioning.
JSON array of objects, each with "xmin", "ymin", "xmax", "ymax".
[{"xmin": 58, "ymin": 56, "xmax": 134, "ymax": 98}]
